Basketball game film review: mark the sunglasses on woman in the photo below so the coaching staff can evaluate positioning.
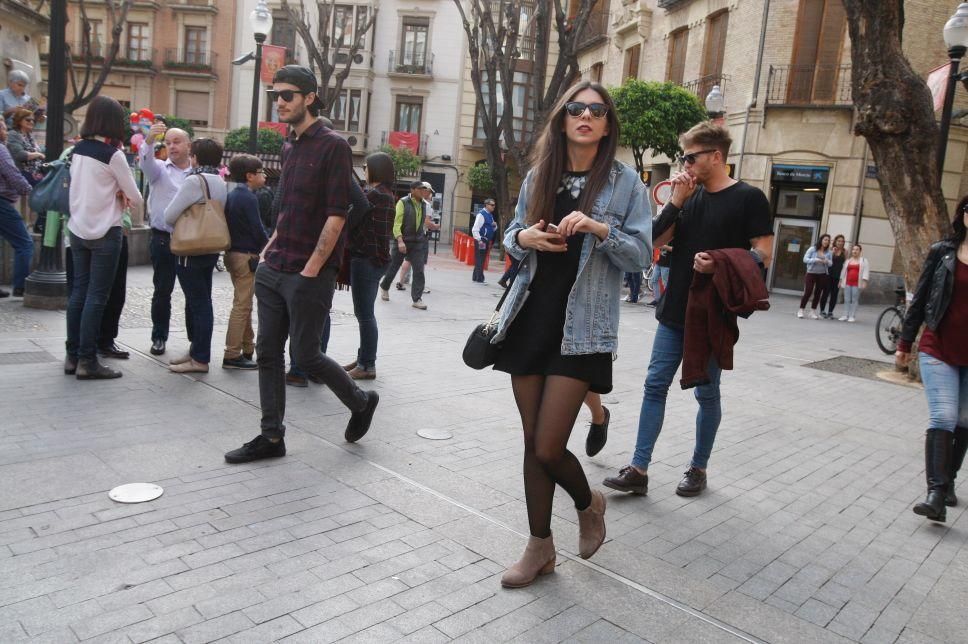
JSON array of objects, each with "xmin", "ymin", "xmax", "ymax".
[
  {"xmin": 266, "ymin": 89, "xmax": 309, "ymax": 103},
  {"xmin": 564, "ymin": 102, "xmax": 608, "ymax": 119}
]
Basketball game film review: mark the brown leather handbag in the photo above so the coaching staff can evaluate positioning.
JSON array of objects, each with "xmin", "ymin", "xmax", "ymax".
[{"xmin": 170, "ymin": 175, "xmax": 231, "ymax": 256}]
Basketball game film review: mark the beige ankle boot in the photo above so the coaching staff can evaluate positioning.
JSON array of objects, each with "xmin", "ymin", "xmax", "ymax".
[
  {"xmin": 577, "ymin": 489, "xmax": 606, "ymax": 559},
  {"xmin": 501, "ymin": 535, "xmax": 556, "ymax": 588}
]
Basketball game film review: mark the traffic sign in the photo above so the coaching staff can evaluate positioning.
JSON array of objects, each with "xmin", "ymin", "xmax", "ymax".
[{"xmin": 652, "ymin": 180, "xmax": 673, "ymax": 206}]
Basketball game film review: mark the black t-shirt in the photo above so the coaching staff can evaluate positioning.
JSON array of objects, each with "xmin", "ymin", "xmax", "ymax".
[{"xmin": 657, "ymin": 181, "xmax": 773, "ymax": 329}]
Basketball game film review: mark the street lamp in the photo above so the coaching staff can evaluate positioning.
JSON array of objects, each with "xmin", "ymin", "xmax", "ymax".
[
  {"xmin": 248, "ymin": 0, "xmax": 273, "ymax": 153},
  {"xmin": 705, "ymin": 85, "xmax": 726, "ymax": 122},
  {"xmin": 938, "ymin": 3, "xmax": 968, "ymax": 177}
]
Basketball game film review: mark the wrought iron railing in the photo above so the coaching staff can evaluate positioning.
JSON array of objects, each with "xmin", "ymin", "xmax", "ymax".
[
  {"xmin": 681, "ymin": 74, "xmax": 729, "ymax": 102},
  {"xmin": 388, "ymin": 50, "xmax": 434, "ymax": 76},
  {"xmin": 163, "ymin": 48, "xmax": 217, "ymax": 71},
  {"xmin": 766, "ymin": 64, "xmax": 852, "ymax": 106}
]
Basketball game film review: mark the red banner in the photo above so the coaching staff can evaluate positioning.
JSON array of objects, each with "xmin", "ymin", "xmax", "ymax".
[
  {"xmin": 259, "ymin": 121, "xmax": 288, "ymax": 137},
  {"xmin": 261, "ymin": 45, "xmax": 288, "ymax": 84},
  {"xmin": 388, "ymin": 130, "xmax": 419, "ymax": 154}
]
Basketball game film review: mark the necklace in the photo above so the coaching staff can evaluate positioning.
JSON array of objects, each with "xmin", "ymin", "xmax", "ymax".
[{"xmin": 558, "ymin": 173, "xmax": 587, "ymax": 199}]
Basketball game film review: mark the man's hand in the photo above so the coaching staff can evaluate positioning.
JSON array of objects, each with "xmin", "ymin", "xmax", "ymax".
[
  {"xmin": 517, "ymin": 220, "xmax": 567, "ymax": 252},
  {"xmin": 693, "ymin": 251, "xmax": 715, "ymax": 274},
  {"xmin": 28, "ymin": 151, "xmax": 45, "ymax": 161},
  {"xmin": 300, "ymin": 261, "xmax": 321, "ymax": 278},
  {"xmin": 557, "ymin": 210, "xmax": 609, "ymax": 241},
  {"xmin": 148, "ymin": 122, "xmax": 166, "ymax": 142},
  {"xmin": 397, "ymin": 239, "xmax": 407, "ymax": 254},
  {"xmin": 669, "ymin": 171, "xmax": 697, "ymax": 208}
]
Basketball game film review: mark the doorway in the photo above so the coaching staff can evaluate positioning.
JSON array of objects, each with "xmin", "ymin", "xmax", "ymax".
[{"xmin": 769, "ymin": 219, "xmax": 819, "ymax": 294}]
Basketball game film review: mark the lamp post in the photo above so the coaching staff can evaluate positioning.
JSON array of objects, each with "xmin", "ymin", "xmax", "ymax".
[
  {"xmin": 248, "ymin": 0, "xmax": 273, "ymax": 153},
  {"xmin": 939, "ymin": 3, "xmax": 968, "ymax": 178},
  {"xmin": 705, "ymin": 85, "xmax": 726, "ymax": 123}
]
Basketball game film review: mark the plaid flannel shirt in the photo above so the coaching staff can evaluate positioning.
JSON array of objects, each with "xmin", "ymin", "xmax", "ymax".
[{"xmin": 349, "ymin": 184, "xmax": 395, "ymax": 267}]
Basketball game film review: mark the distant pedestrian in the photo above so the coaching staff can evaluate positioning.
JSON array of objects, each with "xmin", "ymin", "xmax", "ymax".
[
  {"xmin": 0, "ymin": 118, "xmax": 33, "ymax": 299},
  {"xmin": 379, "ymin": 181, "xmax": 434, "ymax": 309},
  {"xmin": 472, "ymin": 198, "xmax": 497, "ymax": 283},
  {"xmin": 491, "ymin": 81, "xmax": 651, "ymax": 588},
  {"xmin": 623, "ymin": 270, "xmax": 641, "ymax": 303},
  {"xmin": 837, "ymin": 243, "xmax": 869, "ymax": 322},
  {"xmin": 820, "ymin": 234, "xmax": 846, "ymax": 318},
  {"xmin": 896, "ymin": 197, "xmax": 968, "ymax": 523},
  {"xmin": 798, "ymin": 234, "xmax": 832, "ymax": 319},
  {"xmin": 222, "ymin": 154, "xmax": 269, "ymax": 370},
  {"xmin": 64, "ymin": 96, "xmax": 143, "ymax": 380},
  {"xmin": 0, "ymin": 70, "xmax": 32, "ymax": 126},
  {"xmin": 224, "ymin": 65, "xmax": 379, "ymax": 464},
  {"xmin": 163, "ymin": 138, "xmax": 227, "ymax": 374},
  {"xmin": 7, "ymin": 108, "xmax": 44, "ymax": 185},
  {"xmin": 646, "ymin": 244, "xmax": 672, "ymax": 306}
]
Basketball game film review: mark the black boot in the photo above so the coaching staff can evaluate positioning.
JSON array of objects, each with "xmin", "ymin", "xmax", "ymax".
[
  {"xmin": 946, "ymin": 426, "xmax": 968, "ymax": 507},
  {"xmin": 913, "ymin": 429, "xmax": 952, "ymax": 522}
]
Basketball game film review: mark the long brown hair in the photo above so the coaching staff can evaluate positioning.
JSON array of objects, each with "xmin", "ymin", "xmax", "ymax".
[{"xmin": 525, "ymin": 81, "xmax": 619, "ymax": 226}]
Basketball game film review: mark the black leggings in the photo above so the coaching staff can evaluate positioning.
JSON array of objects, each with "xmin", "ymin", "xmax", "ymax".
[
  {"xmin": 511, "ymin": 374, "xmax": 593, "ymax": 539},
  {"xmin": 800, "ymin": 273, "xmax": 828, "ymax": 310}
]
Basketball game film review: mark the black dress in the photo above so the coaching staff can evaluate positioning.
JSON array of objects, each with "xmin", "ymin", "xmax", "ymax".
[{"xmin": 493, "ymin": 172, "xmax": 613, "ymax": 394}]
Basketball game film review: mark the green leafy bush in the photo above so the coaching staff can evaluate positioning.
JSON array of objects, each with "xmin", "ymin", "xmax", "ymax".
[
  {"xmin": 466, "ymin": 162, "xmax": 495, "ymax": 195},
  {"xmin": 223, "ymin": 127, "xmax": 285, "ymax": 154},
  {"xmin": 161, "ymin": 116, "xmax": 195, "ymax": 140},
  {"xmin": 379, "ymin": 144, "xmax": 421, "ymax": 178}
]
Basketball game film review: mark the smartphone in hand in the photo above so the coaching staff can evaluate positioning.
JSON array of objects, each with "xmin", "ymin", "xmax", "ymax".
[{"xmin": 546, "ymin": 223, "xmax": 559, "ymax": 234}]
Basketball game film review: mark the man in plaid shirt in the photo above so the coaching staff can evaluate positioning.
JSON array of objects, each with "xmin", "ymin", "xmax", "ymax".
[{"xmin": 224, "ymin": 66, "xmax": 379, "ymax": 464}]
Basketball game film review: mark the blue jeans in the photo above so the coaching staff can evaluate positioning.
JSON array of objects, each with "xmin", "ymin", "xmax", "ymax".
[
  {"xmin": 0, "ymin": 198, "xmax": 33, "ymax": 289},
  {"xmin": 919, "ymin": 353, "xmax": 968, "ymax": 431},
  {"xmin": 66, "ymin": 228, "xmax": 122, "ymax": 361},
  {"xmin": 350, "ymin": 257, "xmax": 385, "ymax": 369},
  {"xmin": 625, "ymin": 271, "xmax": 642, "ymax": 302},
  {"xmin": 650, "ymin": 265, "xmax": 669, "ymax": 302},
  {"xmin": 150, "ymin": 230, "xmax": 179, "ymax": 342},
  {"xmin": 176, "ymin": 255, "xmax": 218, "ymax": 363},
  {"xmin": 632, "ymin": 322, "xmax": 723, "ymax": 470}
]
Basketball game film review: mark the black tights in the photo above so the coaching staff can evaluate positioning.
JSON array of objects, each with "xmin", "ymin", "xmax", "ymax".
[{"xmin": 511, "ymin": 374, "xmax": 593, "ymax": 539}]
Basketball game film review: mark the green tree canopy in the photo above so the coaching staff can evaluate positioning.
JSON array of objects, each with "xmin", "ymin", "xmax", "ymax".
[
  {"xmin": 466, "ymin": 162, "xmax": 495, "ymax": 196},
  {"xmin": 161, "ymin": 116, "xmax": 196, "ymax": 140},
  {"xmin": 610, "ymin": 80, "xmax": 708, "ymax": 175},
  {"xmin": 379, "ymin": 144, "xmax": 421, "ymax": 178},
  {"xmin": 223, "ymin": 127, "xmax": 285, "ymax": 155}
]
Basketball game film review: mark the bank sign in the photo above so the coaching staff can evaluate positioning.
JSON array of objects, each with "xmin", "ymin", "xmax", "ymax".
[{"xmin": 771, "ymin": 165, "xmax": 830, "ymax": 184}]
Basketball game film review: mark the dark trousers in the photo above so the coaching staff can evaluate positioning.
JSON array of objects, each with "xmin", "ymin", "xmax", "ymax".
[
  {"xmin": 500, "ymin": 255, "xmax": 521, "ymax": 286},
  {"xmin": 98, "ymin": 235, "xmax": 128, "ymax": 348},
  {"xmin": 472, "ymin": 241, "xmax": 490, "ymax": 282},
  {"xmin": 176, "ymin": 255, "xmax": 218, "ymax": 363},
  {"xmin": 0, "ymin": 198, "xmax": 33, "ymax": 290},
  {"xmin": 150, "ymin": 230, "xmax": 180, "ymax": 342},
  {"xmin": 800, "ymin": 273, "xmax": 828, "ymax": 310},
  {"xmin": 350, "ymin": 257, "xmax": 385, "ymax": 369},
  {"xmin": 821, "ymin": 277, "xmax": 840, "ymax": 315},
  {"xmin": 380, "ymin": 240, "xmax": 426, "ymax": 302},
  {"xmin": 66, "ymin": 228, "xmax": 122, "ymax": 362},
  {"xmin": 255, "ymin": 264, "xmax": 368, "ymax": 439},
  {"xmin": 626, "ymin": 271, "xmax": 642, "ymax": 302},
  {"xmin": 288, "ymin": 314, "xmax": 330, "ymax": 378}
]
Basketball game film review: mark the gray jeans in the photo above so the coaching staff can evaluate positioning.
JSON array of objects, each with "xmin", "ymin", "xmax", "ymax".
[
  {"xmin": 380, "ymin": 239, "xmax": 427, "ymax": 302},
  {"xmin": 255, "ymin": 264, "xmax": 368, "ymax": 439}
]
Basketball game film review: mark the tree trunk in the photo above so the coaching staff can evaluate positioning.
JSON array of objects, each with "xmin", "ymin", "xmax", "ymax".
[{"xmin": 843, "ymin": 0, "xmax": 951, "ymax": 290}]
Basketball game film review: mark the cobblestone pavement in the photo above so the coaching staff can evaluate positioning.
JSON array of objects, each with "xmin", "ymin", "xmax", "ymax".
[{"xmin": 0, "ymin": 250, "xmax": 964, "ymax": 643}]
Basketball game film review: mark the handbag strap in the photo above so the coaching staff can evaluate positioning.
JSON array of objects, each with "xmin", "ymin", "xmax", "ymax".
[
  {"xmin": 491, "ymin": 257, "xmax": 524, "ymax": 313},
  {"xmin": 196, "ymin": 174, "xmax": 212, "ymax": 202}
]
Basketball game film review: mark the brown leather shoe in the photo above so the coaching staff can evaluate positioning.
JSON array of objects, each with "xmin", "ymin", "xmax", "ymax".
[
  {"xmin": 501, "ymin": 535, "xmax": 556, "ymax": 588},
  {"xmin": 577, "ymin": 490, "xmax": 606, "ymax": 559},
  {"xmin": 603, "ymin": 465, "xmax": 648, "ymax": 495},
  {"xmin": 342, "ymin": 360, "xmax": 358, "ymax": 372},
  {"xmin": 286, "ymin": 372, "xmax": 308, "ymax": 387},
  {"xmin": 347, "ymin": 366, "xmax": 376, "ymax": 380}
]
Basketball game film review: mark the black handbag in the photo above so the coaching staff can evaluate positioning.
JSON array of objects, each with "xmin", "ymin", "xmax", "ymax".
[{"xmin": 462, "ymin": 261, "xmax": 522, "ymax": 370}]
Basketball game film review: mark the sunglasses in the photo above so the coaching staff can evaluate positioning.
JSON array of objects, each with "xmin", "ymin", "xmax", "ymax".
[
  {"xmin": 266, "ymin": 89, "xmax": 309, "ymax": 102},
  {"xmin": 564, "ymin": 101, "xmax": 608, "ymax": 119},
  {"xmin": 678, "ymin": 149, "xmax": 718, "ymax": 165}
]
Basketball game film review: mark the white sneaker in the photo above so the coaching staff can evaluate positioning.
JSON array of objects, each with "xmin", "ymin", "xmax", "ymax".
[
  {"xmin": 809, "ymin": 310, "xmax": 820, "ymax": 319},
  {"xmin": 838, "ymin": 316, "xmax": 848, "ymax": 321},
  {"xmin": 797, "ymin": 309, "xmax": 804, "ymax": 319},
  {"xmin": 847, "ymin": 317, "xmax": 856, "ymax": 323},
  {"xmin": 412, "ymin": 300, "xmax": 427, "ymax": 310},
  {"xmin": 380, "ymin": 288, "xmax": 389, "ymax": 301}
]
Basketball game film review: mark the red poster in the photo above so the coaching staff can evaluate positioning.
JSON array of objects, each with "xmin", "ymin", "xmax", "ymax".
[
  {"xmin": 261, "ymin": 45, "xmax": 288, "ymax": 84},
  {"xmin": 388, "ymin": 131, "xmax": 419, "ymax": 153},
  {"xmin": 259, "ymin": 121, "xmax": 288, "ymax": 137}
]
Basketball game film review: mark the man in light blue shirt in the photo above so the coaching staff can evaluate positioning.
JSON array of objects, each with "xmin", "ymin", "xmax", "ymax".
[{"xmin": 139, "ymin": 122, "xmax": 193, "ymax": 356}]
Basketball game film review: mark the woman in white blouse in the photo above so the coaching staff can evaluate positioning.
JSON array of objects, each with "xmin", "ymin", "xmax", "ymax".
[
  {"xmin": 163, "ymin": 138, "xmax": 227, "ymax": 373},
  {"xmin": 65, "ymin": 96, "xmax": 143, "ymax": 380}
]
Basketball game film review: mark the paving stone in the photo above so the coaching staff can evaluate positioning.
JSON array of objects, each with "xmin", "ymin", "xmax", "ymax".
[{"xmin": 175, "ymin": 611, "xmax": 255, "ymax": 644}]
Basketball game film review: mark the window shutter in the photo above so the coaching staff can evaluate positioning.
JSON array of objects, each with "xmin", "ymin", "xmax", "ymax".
[
  {"xmin": 789, "ymin": 0, "xmax": 825, "ymax": 102},
  {"xmin": 624, "ymin": 44, "xmax": 641, "ymax": 81},
  {"xmin": 175, "ymin": 91, "xmax": 209, "ymax": 126},
  {"xmin": 667, "ymin": 29, "xmax": 688, "ymax": 85},
  {"xmin": 700, "ymin": 11, "xmax": 728, "ymax": 84},
  {"xmin": 811, "ymin": 0, "xmax": 846, "ymax": 102}
]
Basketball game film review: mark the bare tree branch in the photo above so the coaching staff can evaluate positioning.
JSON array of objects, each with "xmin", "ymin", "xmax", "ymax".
[{"xmin": 64, "ymin": 0, "xmax": 133, "ymax": 113}]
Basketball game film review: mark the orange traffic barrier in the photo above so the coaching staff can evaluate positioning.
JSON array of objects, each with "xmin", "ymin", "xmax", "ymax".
[{"xmin": 465, "ymin": 237, "xmax": 475, "ymax": 265}]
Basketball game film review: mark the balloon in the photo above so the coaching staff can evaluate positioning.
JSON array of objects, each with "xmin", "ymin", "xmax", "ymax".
[{"xmin": 130, "ymin": 133, "xmax": 145, "ymax": 151}]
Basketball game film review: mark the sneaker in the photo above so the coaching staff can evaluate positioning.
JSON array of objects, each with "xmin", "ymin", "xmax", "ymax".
[
  {"xmin": 676, "ymin": 467, "xmax": 707, "ymax": 497},
  {"xmin": 585, "ymin": 406, "xmax": 609, "ymax": 457},
  {"xmin": 286, "ymin": 372, "xmax": 308, "ymax": 387},
  {"xmin": 838, "ymin": 316, "xmax": 848, "ymax": 321},
  {"xmin": 412, "ymin": 300, "xmax": 427, "ymax": 310},
  {"xmin": 797, "ymin": 309, "xmax": 804, "ymax": 319},
  {"xmin": 243, "ymin": 352, "xmax": 254, "ymax": 361},
  {"xmin": 623, "ymin": 295, "xmax": 632, "ymax": 302},
  {"xmin": 223, "ymin": 356, "xmax": 258, "ymax": 370},
  {"xmin": 603, "ymin": 465, "xmax": 648, "ymax": 495},
  {"xmin": 345, "ymin": 391, "xmax": 380, "ymax": 442},
  {"xmin": 847, "ymin": 317, "xmax": 856, "ymax": 323},
  {"xmin": 224, "ymin": 435, "xmax": 286, "ymax": 464},
  {"xmin": 809, "ymin": 311, "xmax": 820, "ymax": 320},
  {"xmin": 380, "ymin": 288, "xmax": 389, "ymax": 301}
]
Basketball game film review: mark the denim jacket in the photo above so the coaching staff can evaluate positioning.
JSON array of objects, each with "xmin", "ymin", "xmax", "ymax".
[{"xmin": 492, "ymin": 161, "xmax": 652, "ymax": 355}]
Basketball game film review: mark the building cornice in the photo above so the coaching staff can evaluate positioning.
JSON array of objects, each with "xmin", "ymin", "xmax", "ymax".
[{"xmin": 0, "ymin": 0, "xmax": 51, "ymax": 27}]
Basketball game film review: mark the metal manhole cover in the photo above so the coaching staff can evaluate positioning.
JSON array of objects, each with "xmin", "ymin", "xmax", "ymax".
[
  {"xmin": 108, "ymin": 483, "xmax": 164, "ymax": 504},
  {"xmin": 0, "ymin": 351, "xmax": 56, "ymax": 365},
  {"xmin": 417, "ymin": 428, "xmax": 453, "ymax": 440}
]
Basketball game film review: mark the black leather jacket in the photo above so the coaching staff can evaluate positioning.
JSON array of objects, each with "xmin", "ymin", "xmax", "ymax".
[{"xmin": 900, "ymin": 240, "xmax": 957, "ymax": 346}]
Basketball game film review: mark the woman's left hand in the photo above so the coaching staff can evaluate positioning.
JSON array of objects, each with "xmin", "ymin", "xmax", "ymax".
[{"xmin": 556, "ymin": 210, "xmax": 608, "ymax": 241}]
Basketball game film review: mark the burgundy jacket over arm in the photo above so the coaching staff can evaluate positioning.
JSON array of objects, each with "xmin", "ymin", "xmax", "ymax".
[{"xmin": 681, "ymin": 248, "xmax": 770, "ymax": 389}]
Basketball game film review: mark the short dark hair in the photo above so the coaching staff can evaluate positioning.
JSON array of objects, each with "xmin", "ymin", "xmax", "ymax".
[
  {"xmin": 228, "ymin": 154, "xmax": 263, "ymax": 183},
  {"xmin": 953, "ymin": 195, "xmax": 968, "ymax": 245},
  {"xmin": 410, "ymin": 180, "xmax": 424, "ymax": 190},
  {"xmin": 364, "ymin": 151, "xmax": 395, "ymax": 186},
  {"xmin": 191, "ymin": 138, "xmax": 223, "ymax": 167},
  {"xmin": 80, "ymin": 96, "xmax": 127, "ymax": 141}
]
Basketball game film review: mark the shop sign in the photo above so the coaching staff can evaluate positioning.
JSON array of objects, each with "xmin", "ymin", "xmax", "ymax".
[{"xmin": 771, "ymin": 164, "xmax": 829, "ymax": 184}]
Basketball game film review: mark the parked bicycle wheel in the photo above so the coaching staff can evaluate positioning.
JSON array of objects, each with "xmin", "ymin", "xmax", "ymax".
[{"xmin": 875, "ymin": 306, "xmax": 904, "ymax": 355}]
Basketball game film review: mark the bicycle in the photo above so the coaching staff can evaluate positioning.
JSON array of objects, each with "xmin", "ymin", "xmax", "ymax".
[{"xmin": 875, "ymin": 287, "xmax": 907, "ymax": 355}]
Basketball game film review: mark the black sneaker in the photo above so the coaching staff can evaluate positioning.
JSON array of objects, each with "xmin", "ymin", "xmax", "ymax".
[
  {"xmin": 603, "ymin": 465, "xmax": 648, "ymax": 495},
  {"xmin": 224, "ymin": 435, "xmax": 286, "ymax": 464},
  {"xmin": 0, "ymin": 288, "xmax": 9, "ymax": 298},
  {"xmin": 223, "ymin": 356, "xmax": 258, "ymax": 370},
  {"xmin": 12, "ymin": 287, "xmax": 24, "ymax": 297},
  {"xmin": 676, "ymin": 467, "xmax": 707, "ymax": 497},
  {"xmin": 585, "ymin": 406, "xmax": 609, "ymax": 457},
  {"xmin": 345, "ymin": 391, "xmax": 379, "ymax": 442}
]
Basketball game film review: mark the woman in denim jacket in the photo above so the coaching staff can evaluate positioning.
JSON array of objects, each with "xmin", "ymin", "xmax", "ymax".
[{"xmin": 492, "ymin": 81, "xmax": 651, "ymax": 588}]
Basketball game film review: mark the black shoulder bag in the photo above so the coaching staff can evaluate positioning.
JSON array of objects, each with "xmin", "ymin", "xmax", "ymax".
[{"xmin": 462, "ymin": 261, "xmax": 523, "ymax": 370}]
